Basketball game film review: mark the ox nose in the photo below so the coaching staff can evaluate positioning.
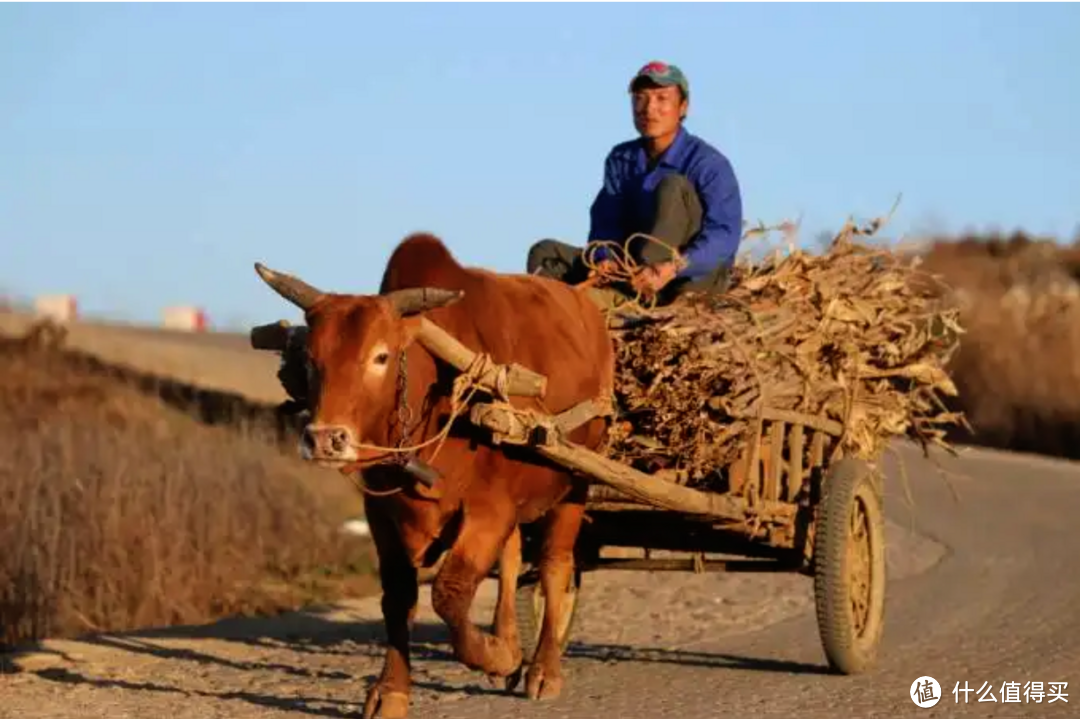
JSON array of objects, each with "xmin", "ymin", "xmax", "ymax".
[{"xmin": 302, "ymin": 424, "xmax": 356, "ymax": 460}]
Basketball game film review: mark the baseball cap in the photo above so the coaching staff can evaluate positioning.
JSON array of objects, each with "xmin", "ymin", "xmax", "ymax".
[{"xmin": 629, "ymin": 60, "xmax": 689, "ymax": 97}]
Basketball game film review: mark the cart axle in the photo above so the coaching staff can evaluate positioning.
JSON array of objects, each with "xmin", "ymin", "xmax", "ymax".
[{"xmin": 587, "ymin": 557, "xmax": 801, "ymax": 573}]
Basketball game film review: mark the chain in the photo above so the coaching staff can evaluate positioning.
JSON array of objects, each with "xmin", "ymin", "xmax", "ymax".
[{"xmin": 394, "ymin": 348, "xmax": 415, "ymax": 464}]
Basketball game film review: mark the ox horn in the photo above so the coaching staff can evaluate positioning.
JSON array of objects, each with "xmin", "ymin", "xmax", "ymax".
[
  {"xmin": 253, "ymin": 262, "xmax": 326, "ymax": 311},
  {"xmin": 385, "ymin": 287, "xmax": 464, "ymax": 317}
]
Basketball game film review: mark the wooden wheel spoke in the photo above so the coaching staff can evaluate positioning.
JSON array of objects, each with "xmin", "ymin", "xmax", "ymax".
[{"xmin": 846, "ymin": 497, "xmax": 873, "ymax": 633}]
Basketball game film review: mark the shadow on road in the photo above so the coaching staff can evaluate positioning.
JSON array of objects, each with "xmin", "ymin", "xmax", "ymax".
[
  {"xmin": 23, "ymin": 610, "xmax": 507, "ymax": 716},
  {"xmin": 33, "ymin": 666, "xmax": 360, "ymax": 718},
  {"xmin": 22, "ymin": 601, "xmax": 831, "ymax": 718},
  {"xmin": 78, "ymin": 602, "xmax": 830, "ymax": 675},
  {"xmin": 563, "ymin": 642, "xmax": 832, "ymax": 675}
]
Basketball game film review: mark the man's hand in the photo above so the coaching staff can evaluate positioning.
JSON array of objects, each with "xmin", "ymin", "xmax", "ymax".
[
  {"xmin": 590, "ymin": 259, "xmax": 618, "ymax": 276},
  {"xmin": 587, "ymin": 258, "xmax": 619, "ymax": 285},
  {"xmin": 631, "ymin": 260, "xmax": 680, "ymax": 296}
]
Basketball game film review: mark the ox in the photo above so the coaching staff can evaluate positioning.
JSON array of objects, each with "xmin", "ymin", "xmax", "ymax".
[{"xmin": 254, "ymin": 233, "xmax": 615, "ymax": 718}]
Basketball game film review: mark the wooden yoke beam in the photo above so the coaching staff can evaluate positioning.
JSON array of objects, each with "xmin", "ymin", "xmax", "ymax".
[{"xmin": 414, "ymin": 318, "xmax": 548, "ymax": 399}]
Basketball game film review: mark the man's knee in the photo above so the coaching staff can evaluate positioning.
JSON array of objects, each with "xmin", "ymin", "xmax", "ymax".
[
  {"xmin": 637, "ymin": 173, "xmax": 704, "ymax": 265},
  {"xmin": 656, "ymin": 172, "xmax": 694, "ymax": 194},
  {"xmin": 526, "ymin": 238, "xmax": 561, "ymax": 274},
  {"xmin": 656, "ymin": 173, "xmax": 702, "ymax": 217},
  {"xmin": 527, "ymin": 238, "xmax": 584, "ymax": 282}
]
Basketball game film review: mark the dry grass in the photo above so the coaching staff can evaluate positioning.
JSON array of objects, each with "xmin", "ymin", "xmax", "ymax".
[
  {"xmin": 0, "ymin": 322, "xmax": 376, "ymax": 650},
  {"xmin": 602, "ymin": 217, "xmax": 965, "ymax": 489},
  {"xmin": 918, "ymin": 231, "xmax": 1080, "ymax": 459}
]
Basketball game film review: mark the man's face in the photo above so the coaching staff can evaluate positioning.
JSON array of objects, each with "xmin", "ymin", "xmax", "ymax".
[{"xmin": 631, "ymin": 83, "xmax": 687, "ymax": 140}]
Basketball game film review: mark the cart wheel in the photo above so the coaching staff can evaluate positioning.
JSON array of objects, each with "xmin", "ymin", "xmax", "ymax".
[
  {"xmin": 812, "ymin": 457, "xmax": 886, "ymax": 675},
  {"xmin": 514, "ymin": 566, "xmax": 582, "ymax": 665}
]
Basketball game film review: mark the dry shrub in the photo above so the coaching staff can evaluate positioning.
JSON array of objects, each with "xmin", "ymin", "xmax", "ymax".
[
  {"xmin": 919, "ymin": 231, "xmax": 1080, "ymax": 458},
  {"xmin": 0, "ymin": 323, "xmax": 374, "ymax": 650},
  {"xmin": 602, "ymin": 216, "xmax": 966, "ymax": 490}
]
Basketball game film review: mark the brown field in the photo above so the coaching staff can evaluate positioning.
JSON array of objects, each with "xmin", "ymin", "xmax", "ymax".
[
  {"xmin": 0, "ymin": 319, "xmax": 376, "ymax": 651},
  {"xmin": 918, "ymin": 230, "xmax": 1080, "ymax": 459},
  {"xmin": 1, "ymin": 228, "xmax": 1078, "ymax": 651}
]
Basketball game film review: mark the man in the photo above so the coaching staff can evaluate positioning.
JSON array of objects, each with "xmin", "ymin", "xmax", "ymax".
[{"xmin": 527, "ymin": 60, "xmax": 743, "ymax": 305}]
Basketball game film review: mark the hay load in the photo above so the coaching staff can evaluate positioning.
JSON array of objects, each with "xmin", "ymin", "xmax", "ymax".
[{"xmin": 600, "ymin": 216, "xmax": 968, "ymax": 491}]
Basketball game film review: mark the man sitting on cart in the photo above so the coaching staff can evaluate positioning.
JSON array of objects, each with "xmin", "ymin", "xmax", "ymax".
[{"xmin": 527, "ymin": 60, "xmax": 744, "ymax": 306}]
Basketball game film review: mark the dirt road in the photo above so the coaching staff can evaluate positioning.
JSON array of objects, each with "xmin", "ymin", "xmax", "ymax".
[{"xmin": 3, "ymin": 442, "xmax": 1077, "ymax": 718}]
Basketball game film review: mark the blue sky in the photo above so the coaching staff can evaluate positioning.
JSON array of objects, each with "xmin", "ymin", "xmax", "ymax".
[{"xmin": 2, "ymin": 3, "xmax": 1077, "ymax": 328}]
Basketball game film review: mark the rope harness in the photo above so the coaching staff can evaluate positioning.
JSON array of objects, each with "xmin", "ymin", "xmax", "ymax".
[
  {"xmin": 339, "ymin": 345, "xmax": 519, "ymax": 497},
  {"xmin": 578, "ymin": 232, "xmax": 685, "ymax": 310}
]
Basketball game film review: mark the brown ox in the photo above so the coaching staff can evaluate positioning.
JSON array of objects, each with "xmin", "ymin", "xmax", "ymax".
[{"xmin": 254, "ymin": 233, "xmax": 614, "ymax": 718}]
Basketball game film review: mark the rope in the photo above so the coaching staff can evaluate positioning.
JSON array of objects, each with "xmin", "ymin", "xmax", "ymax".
[
  {"xmin": 342, "ymin": 350, "xmax": 501, "ymax": 495},
  {"xmin": 579, "ymin": 232, "xmax": 686, "ymax": 311}
]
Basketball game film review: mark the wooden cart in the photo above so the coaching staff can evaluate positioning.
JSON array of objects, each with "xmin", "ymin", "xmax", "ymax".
[
  {"xmin": 472, "ymin": 393, "xmax": 886, "ymax": 677},
  {"xmin": 251, "ymin": 315, "xmax": 888, "ymax": 676}
]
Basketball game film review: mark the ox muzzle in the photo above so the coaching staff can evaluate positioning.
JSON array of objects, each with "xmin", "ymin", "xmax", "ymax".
[
  {"xmin": 301, "ymin": 423, "xmax": 359, "ymax": 466},
  {"xmin": 299, "ymin": 422, "xmax": 442, "ymax": 490}
]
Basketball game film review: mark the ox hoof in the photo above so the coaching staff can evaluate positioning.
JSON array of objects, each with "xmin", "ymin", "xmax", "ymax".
[
  {"xmin": 525, "ymin": 664, "xmax": 563, "ymax": 701},
  {"xmin": 362, "ymin": 686, "xmax": 409, "ymax": 719}
]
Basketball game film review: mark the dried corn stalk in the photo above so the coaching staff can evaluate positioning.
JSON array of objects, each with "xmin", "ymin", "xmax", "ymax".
[{"xmin": 602, "ymin": 220, "xmax": 968, "ymax": 491}]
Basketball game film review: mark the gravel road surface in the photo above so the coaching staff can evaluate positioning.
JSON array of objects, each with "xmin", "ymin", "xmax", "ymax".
[{"xmin": 3, "ymin": 442, "xmax": 1077, "ymax": 718}]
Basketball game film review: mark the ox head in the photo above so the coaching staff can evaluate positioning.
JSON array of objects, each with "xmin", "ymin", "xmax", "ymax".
[{"xmin": 253, "ymin": 262, "xmax": 463, "ymax": 469}]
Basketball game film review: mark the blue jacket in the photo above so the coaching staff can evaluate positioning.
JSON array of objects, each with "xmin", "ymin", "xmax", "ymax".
[{"xmin": 587, "ymin": 127, "xmax": 742, "ymax": 280}]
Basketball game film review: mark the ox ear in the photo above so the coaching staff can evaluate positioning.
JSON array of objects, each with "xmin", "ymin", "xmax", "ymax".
[
  {"xmin": 384, "ymin": 287, "xmax": 464, "ymax": 317},
  {"xmin": 254, "ymin": 262, "xmax": 326, "ymax": 311}
]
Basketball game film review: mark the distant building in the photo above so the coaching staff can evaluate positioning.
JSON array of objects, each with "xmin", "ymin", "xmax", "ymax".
[
  {"xmin": 161, "ymin": 306, "xmax": 209, "ymax": 332},
  {"xmin": 33, "ymin": 294, "xmax": 78, "ymax": 323}
]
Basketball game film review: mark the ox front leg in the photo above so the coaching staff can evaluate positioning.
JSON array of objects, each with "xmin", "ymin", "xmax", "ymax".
[
  {"xmin": 431, "ymin": 509, "xmax": 521, "ymax": 680},
  {"xmin": 362, "ymin": 504, "xmax": 419, "ymax": 719},
  {"xmin": 526, "ymin": 500, "xmax": 585, "ymax": 701}
]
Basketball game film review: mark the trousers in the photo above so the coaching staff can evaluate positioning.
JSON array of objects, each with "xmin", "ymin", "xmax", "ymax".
[{"xmin": 526, "ymin": 173, "xmax": 731, "ymax": 306}]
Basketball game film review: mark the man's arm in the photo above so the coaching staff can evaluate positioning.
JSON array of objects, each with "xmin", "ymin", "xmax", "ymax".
[
  {"xmin": 678, "ymin": 156, "xmax": 743, "ymax": 280},
  {"xmin": 586, "ymin": 152, "xmax": 625, "ymax": 263}
]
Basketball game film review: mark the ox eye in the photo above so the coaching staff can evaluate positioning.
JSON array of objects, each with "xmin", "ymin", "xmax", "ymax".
[{"xmin": 373, "ymin": 350, "xmax": 390, "ymax": 365}]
